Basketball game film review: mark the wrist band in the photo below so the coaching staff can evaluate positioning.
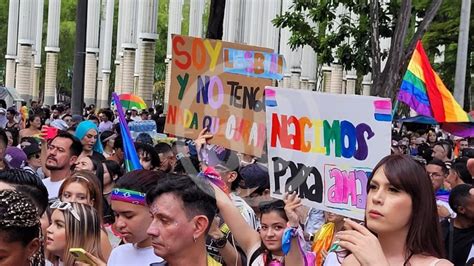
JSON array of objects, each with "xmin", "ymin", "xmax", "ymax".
[{"xmin": 110, "ymin": 188, "xmax": 146, "ymax": 206}]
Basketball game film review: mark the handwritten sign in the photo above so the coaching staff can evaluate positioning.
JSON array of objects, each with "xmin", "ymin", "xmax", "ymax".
[
  {"xmin": 165, "ymin": 35, "xmax": 277, "ymax": 157},
  {"xmin": 223, "ymin": 48, "xmax": 285, "ymax": 80},
  {"xmin": 265, "ymin": 87, "xmax": 391, "ymax": 220}
]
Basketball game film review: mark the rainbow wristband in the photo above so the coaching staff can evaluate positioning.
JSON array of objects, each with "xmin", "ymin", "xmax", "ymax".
[{"xmin": 110, "ymin": 188, "xmax": 146, "ymax": 206}]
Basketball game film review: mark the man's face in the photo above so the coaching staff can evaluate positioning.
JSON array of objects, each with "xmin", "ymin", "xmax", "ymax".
[
  {"xmin": 45, "ymin": 137, "xmax": 76, "ymax": 171},
  {"xmin": 460, "ymin": 140, "xmax": 469, "ymax": 151},
  {"xmin": 426, "ymin": 164, "xmax": 446, "ymax": 191},
  {"xmin": 147, "ymin": 193, "xmax": 200, "ymax": 260},
  {"xmin": 158, "ymin": 151, "xmax": 176, "ymax": 172},
  {"xmin": 99, "ymin": 113, "xmax": 107, "ymax": 122},
  {"xmin": 52, "ymin": 110, "xmax": 60, "ymax": 119},
  {"xmin": 432, "ymin": 144, "xmax": 447, "ymax": 161},
  {"xmin": 460, "ymin": 188, "xmax": 474, "ymax": 220}
]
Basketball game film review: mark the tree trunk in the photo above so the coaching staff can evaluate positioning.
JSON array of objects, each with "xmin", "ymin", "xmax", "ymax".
[
  {"xmin": 375, "ymin": 0, "xmax": 412, "ymax": 98},
  {"xmin": 370, "ymin": 0, "xmax": 381, "ymax": 96},
  {"xmin": 206, "ymin": 0, "xmax": 226, "ymax": 40}
]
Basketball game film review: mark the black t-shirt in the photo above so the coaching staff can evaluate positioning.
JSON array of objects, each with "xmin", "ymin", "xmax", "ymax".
[{"xmin": 441, "ymin": 219, "xmax": 474, "ymax": 265}]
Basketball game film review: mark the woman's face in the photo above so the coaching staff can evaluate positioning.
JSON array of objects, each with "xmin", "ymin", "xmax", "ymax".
[
  {"xmin": 259, "ymin": 211, "xmax": 286, "ymax": 253},
  {"xmin": 81, "ymin": 129, "xmax": 98, "ymax": 152},
  {"xmin": 106, "ymin": 138, "xmax": 115, "ymax": 149},
  {"xmin": 365, "ymin": 167, "xmax": 412, "ymax": 235},
  {"xmin": 428, "ymin": 132, "xmax": 437, "ymax": 143},
  {"xmin": 61, "ymin": 181, "xmax": 93, "ymax": 206},
  {"xmin": 75, "ymin": 156, "xmax": 94, "ymax": 171},
  {"xmin": 46, "ymin": 210, "xmax": 67, "ymax": 258},
  {"xmin": 0, "ymin": 232, "xmax": 39, "ymax": 266},
  {"xmin": 138, "ymin": 150, "xmax": 152, "ymax": 170},
  {"xmin": 324, "ymin": 211, "xmax": 344, "ymax": 224},
  {"xmin": 32, "ymin": 117, "xmax": 41, "ymax": 129}
]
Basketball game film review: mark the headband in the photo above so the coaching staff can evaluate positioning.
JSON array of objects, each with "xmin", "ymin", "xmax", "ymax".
[{"xmin": 110, "ymin": 188, "xmax": 146, "ymax": 206}]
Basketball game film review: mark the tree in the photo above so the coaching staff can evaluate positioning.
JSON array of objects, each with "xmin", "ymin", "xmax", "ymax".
[
  {"xmin": 206, "ymin": 0, "xmax": 225, "ymax": 39},
  {"xmin": 273, "ymin": 0, "xmax": 444, "ymax": 99}
]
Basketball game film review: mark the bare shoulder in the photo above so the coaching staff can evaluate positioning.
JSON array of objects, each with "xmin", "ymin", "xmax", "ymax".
[
  {"xmin": 341, "ymin": 254, "xmax": 361, "ymax": 266},
  {"xmin": 413, "ymin": 255, "xmax": 453, "ymax": 266},
  {"xmin": 432, "ymin": 259, "xmax": 453, "ymax": 266}
]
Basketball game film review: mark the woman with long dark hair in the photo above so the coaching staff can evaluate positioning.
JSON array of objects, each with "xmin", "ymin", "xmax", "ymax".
[{"xmin": 338, "ymin": 155, "xmax": 452, "ymax": 265}]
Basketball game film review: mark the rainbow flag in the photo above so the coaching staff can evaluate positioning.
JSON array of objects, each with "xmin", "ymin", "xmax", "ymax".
[
  {"xmin": 112, "ymin": 93, "xmax": 142, "ymax": 172},
  {"xmin": 399, "ymin": 41, "xmax": 473, "ymax": 123}
]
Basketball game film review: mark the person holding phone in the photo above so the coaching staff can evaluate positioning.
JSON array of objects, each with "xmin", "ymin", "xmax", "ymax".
[
  {"xmin": 45, "ymin": 201, "xmax": 103, "ymax": 265},
  {"xmin": 336, "ymin": 155, "xmax": 452, "ymax": 266}
]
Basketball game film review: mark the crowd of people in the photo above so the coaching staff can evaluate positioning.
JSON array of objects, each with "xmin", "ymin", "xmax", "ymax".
[{"xmin": 0, "ymin": 101, "xmax": 472, "ymax": 266}]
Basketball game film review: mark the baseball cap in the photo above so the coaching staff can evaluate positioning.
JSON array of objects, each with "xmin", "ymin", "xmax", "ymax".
[
  {"xmin": 131, "ymin": 107, "xmax": 139, "ymax": 112},
  {"xmin": 50, "ymin": 119, "xmax": 69, "ymax": 130},
  {"xmin": 238, "ymin": 163, "xmax": 270, "ymax": 197},
  {"xmin": 72, "ymin": 114, "xmax": 83, "ymax": 123},
  {"xmin": 207, "ymin": 147, "xmax": 240, "ymax": 172},
  {"xmin": 0, "ymin": 108, "xmax": 5, "ymax": 115},
  {"xmin": 5, "ymin": 147, "xmax": 27, "ymax": 169},
  {"xmin": 21, "ymin": 138, "xmax": 41, "ymax": 157}
]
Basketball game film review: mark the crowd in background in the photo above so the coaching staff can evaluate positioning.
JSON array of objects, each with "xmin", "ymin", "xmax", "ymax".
[{"xmin": 0, "ymin": 100, "xmax": 472, "ymax": 266}]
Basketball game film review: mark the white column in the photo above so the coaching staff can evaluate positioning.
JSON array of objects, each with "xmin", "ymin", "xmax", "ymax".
[
  {"xmin": 84, "ymin": 0, "xmax": 101, "ymax": 105},
  {"xmin": 322, "ymin": 65, "xmax": 332, "ymax": 93},
  {"xmin": 362, "ymin": 73, "xmax": 372, "ymax": 96},
  {"xmin": 121, "ymin": 0, "xmax": 138, "ymax": 93},
  {"xmin": 345, "ymin": 71, "xmax": 356, "ymax": 95},
  {"xmin": 99, "ymin": 0, "xmax": 115, "ymax": 108},
  {"xmin": 164, "ymin": 0, "xmax": 183, "ymax": 111},
  {"xmin": 189, "ymin": 0, "xmax": 205, "ymax": 37},
  {"xmin": 329, "ymin": 64, "xmax": 343, "ymax": 94},
  {"xmin": 5, "ymin": 0, "xmax": 20, "ymax": 88},
  {"xmin": 16, "ymin": 0, "xmax": 35, "ymax": 102},
  {"xmin": 279, "ymin": 0, "xmax": 301, "ymax": 88},
  {"xmin": 32, "ymin": 0, "xmax": 44, "ymax": 100},
  {"xmin": 137, "ymin": 0, "xmax": 159, "ymax": 107},
  {"xmin": 44, "ymin": 0, "xmax": 61, "ymax": 106},
  {"xmin": 114, "ymin": 0, "xmax": 124, "ymax": 94},
  {"xmin": 223, "ymin": 0, "xmax": 242, "ymax": 43},
  {"xmin": 301, "ymin": 45, "xmax": 317, "ymax": 90},
  {"xmin": 248, "ymin": 0, "xmax": 261, "ymax": 45},
  {"xmin": 263, "ymin": 0, "xmax": 280, "ymax": 51},
  {"xmin": 134, "ymin": 0, "xmax": 144, "ymax": 92}
]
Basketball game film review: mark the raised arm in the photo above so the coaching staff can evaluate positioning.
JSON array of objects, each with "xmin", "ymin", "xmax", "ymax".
[
  {"xmin": 213, "ymin": 184, "xmax": 261, "ymax": 255},
  {"xmin": 283, "ymin": 192, "xmax": 305, "ymax": 266}
]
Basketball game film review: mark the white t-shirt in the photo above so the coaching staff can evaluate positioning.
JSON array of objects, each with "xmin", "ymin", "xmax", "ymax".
[
  {"xmin": 108, "ymin": 243, "xmax": 164, "ymax": 266},
  {"xmin": 230, "ymin": 192, "xmax": 258, "ymax": 230},
  {"xmin": 42, "ymin": 178, "xmax": 65, "ymax": 201}
]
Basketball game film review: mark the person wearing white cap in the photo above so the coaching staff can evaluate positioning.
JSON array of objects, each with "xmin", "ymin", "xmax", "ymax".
[{"xmin": 130, "ymin": 107, "xmax": 142, "ymax": 122}]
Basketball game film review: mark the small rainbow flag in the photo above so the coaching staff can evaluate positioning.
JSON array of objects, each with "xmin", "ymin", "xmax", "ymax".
[
  {"xmin": 398, "ymin": 41, "xmax": 473, "ymax": 123},
  {"xmin": 112, "ymin": 93, "xmax": 143, "ymax": 172}
]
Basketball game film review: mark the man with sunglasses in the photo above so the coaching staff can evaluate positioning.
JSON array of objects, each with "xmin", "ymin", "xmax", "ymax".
[{"xmin": 426, "ymin": 159, "xmax": 456, "ymax": 220}]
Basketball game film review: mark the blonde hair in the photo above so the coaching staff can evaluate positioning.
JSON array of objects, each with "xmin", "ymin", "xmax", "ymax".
[{"xmin": 50, "ymin": 202, "xmax": 103, "ymax": 265}]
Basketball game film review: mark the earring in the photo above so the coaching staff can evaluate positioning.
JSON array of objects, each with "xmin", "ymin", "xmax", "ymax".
[{"xmin": 193, "ymin": 235, "xmax": 197, "ymax": 243}]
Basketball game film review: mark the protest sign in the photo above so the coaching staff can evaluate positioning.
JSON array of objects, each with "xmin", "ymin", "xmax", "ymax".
[
  {"xmin": 265, "ymin": 87, "xmax": 392, "ymax": 220},
  {"xmin": 165, "ymin": 35, "xmax": 284, "ymax": 157}
]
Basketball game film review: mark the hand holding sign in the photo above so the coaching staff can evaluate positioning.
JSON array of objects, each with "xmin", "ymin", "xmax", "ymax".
[{"xmin": 283, "ymin": 192, "xmax": 303, "ymax": 228}]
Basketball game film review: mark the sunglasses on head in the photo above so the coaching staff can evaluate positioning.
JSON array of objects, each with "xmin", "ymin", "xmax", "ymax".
[{"xmin": 50, "ymin": 200, "xmax": 81, "ymax": 221}]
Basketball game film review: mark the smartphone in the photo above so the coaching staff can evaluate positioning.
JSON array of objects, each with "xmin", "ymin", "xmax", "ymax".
[
  {"xmin": 44, "ymin": 126, "xmax": 58, "ymax": 140},
  {"xmin": 69, "ymin": 248, "xmax": 95, "ymax": 265}
]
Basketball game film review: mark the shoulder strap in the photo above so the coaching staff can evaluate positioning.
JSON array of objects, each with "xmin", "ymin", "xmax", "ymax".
[
  {"xmin": 249, "ymin": 246, "xmax": 265, "ymax": 265},
  {"xmin": 448, "ymin": 219, "xmax": 454, "ymax": 261}
]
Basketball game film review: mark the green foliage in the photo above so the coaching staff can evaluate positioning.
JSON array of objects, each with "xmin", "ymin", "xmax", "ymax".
[
  {"xmin": 0, "ymin": 1, "xmax": 11, "ymax": 85},
  {"xmin": 273, "ymin": 0, "xmax": 393, "ymax": 76}
]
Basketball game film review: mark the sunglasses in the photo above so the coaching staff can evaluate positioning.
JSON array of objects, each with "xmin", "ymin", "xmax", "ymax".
[
  {"xmin": 32, "ymin": 153, "xmax": 41, "ymax": 159},
  {"xmin": 50, "ymin": 200, "xmax": 81, "ymax": 221}
]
